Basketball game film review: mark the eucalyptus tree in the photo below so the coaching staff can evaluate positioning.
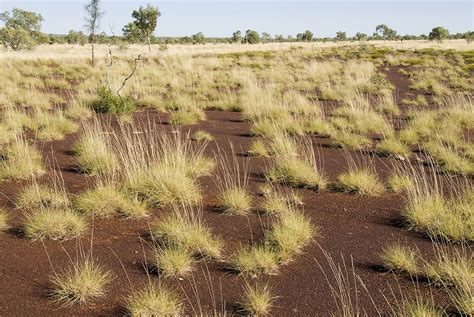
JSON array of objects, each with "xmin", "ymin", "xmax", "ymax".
[{"xmin": 84, "ymin": 0, "xmax": 104, "ymax": 67}]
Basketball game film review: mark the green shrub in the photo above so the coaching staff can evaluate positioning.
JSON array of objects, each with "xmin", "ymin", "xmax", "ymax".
[{"xmin": 90, "ymin": 86, "xmax": 137, "ymax": 114}]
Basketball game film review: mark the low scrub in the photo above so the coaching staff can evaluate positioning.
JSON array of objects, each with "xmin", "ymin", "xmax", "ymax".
[{"xmin": 90, "ymin": 86, "xmax": 137, "ymax": 114}]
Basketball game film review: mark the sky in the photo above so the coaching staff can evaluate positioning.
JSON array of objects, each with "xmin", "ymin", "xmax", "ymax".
[{"xmin": 0, "ymin": 1, "xmax": 472, "ymax": 37}]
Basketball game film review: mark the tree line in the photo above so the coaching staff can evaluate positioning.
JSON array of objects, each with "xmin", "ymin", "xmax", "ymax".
[{"xmin": 1, "ymin": 2, "xmax": 473, "ymax": 53}]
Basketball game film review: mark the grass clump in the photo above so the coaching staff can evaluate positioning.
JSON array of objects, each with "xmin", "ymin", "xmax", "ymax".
[
  {"xmin": 260, "ymin": 191, "xmax": 296, "ymax": 214},
  {"xmin": 230, "ymin": 245, "xmax": 279, "ymax": 277},
  {"xmin": 396, "ymin": 299, "xmax": 443, "ymax": 317},
  {"xmin": 0, "ymin": 208, "xmax": 9, "ymax": 232},
  {"xmin": 192, "ymin": 130, "xmax": 214, "ymax": 141},
  {"xmin": 17, "ymin": 184, "xmax": 69, "ymax": 210},
  {"xmin": 423, "ymin": 141, "xmax": 473, "ymax": 176},
  {"xmin": 216, "ymin": 187, "xmax": 252, "ymax": 215},
  {"xmin": 240, "ymin": 283, "xmax": 275, "ymax": 316},
  {"xmin": 168, "ymin": 109, "xmax": 205, "ymax": 125},
  {"xmin": 388, "ymin": 174, "xmax": 415, "ymax": 193},
  {"xmin": 376, "ymin": 138, "xmax": 411, "ymax": 158},
  {"xmin": 267, "ymin": 157, "xmax": 327, "ymax": 191},
  {"xmin": 125, "ymin": 284, "xmax": 183, "ymax": 316},
  {"xmin": 336, "ymin": 169, "xmax": 384, "ymax": 196},
  {"xmin": 127, "ymin": 166, "xmax": 202, "ymax": 208},
  {"xmin": 403, "ymin": 191, "xmax": 473, "ymax": 242},
  {"xmin": 0, "ymin": 139, "xmax": 45, "ymax": 181},
  {"xmin": 266, "ymin": 211, "xmax": 315, "ymax": 262},
  {"xmin": 152, "ymin": 246, "xmax": 194, "ymax": 277},
  {"xmin": 75, "ymin": 185, "xmax": 148, "ymax": 219},
  {"xmin": 73, "ymin": 129, "xmax": 119, "ymax": 175},
  {"xmin": 152, "ymin": 213, "xmax": 221, "ymax": 259},
  {"xmin": 23, "ymin": 208, "xmax": 87, "ymax": 240},
  {"xmin": 424, "ymin": 250, "xmax": 473, "ymax": 289},
  {"xmin": 34, "ymin": 110, "xmax": 78, "ymax": 141},
  {"xmin": 90, "ymin": 86, "xmax": 137, "ymax": 114},
  {"xmin": 50, "ymin": 257, "xmax": 111, "ymax": 305},
  {"xmin": 330, "ymin": 131, "xmax": 372, "ymax": 150},
  {"xmin": 381, "ymin": 244, "xmax": 420, "ymax": 276}
]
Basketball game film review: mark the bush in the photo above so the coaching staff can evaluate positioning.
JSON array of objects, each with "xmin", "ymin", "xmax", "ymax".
[{"xmin": 90, "ymin": 86, "xmax": 137, "ymax": 114}]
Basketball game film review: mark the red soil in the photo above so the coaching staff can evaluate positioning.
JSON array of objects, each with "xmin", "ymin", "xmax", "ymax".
[{"xmin": 0, "ymin": 68, "xmax": 461, "ymax": 316}]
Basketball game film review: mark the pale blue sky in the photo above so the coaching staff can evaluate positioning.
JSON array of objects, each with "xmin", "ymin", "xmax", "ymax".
[{"xmin": 1, "ymin": 1, "xmax": 472, "ymax": 37}]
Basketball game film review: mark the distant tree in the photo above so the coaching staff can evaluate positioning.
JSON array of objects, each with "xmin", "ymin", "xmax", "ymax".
[
  {"xmin": 261, "ymin": 32, "xmax": 271, "ymax": 43},
  {"xmin": 336, "ymin": 31, "xmax": 347, "ymax": 41},
  {"xmin": 192, "ymin": 32, "xmax": 205, "ymax": 44},
  {"xmin": 180, "ymin": 36, "xmax": 192, "ymax": 44},
  {"xmin": 123, "ymin": 4, "xmax": 160, "ymax": 53},
  {"xmin": 84, "ymin": 0, "xmax": 104, "ymax": 67},
  {"xmin": 0, "ymin": 8, "xmax": 43, "ymax": 50},
  {"xmin": 275, "ymin": 34, "xmax": 285, "ymax": 42},
  {"xmin": 354, "ymin": 32, "xmax": 368, "ymax": 41},
  {"xmin": 297, "ymin": 30, "xmax": 313, "ymax": 42},
  {"xmin": 231, "ymin": 30, "xmax": 242, "ymax": 43},
  {"xmin": 429, "ymin": 26, "xmax": 449, "ymax": 43},
  {"xmin": 66, "ymin": 30, "xmax": 86, "ymax": 46},
  {"xmin": 122, "ymin": 22, "xmax": 142, "ymax": 42},
  {"xmin": 464, "ymin": 31, "xmax": 474, "ymax": 43},
  {"xmin": 302, "ymin": 30, "xmax": 313, "ymax": 42},
  {"xmin": 374, "ymin": 24, "xmax": 398, "ymax": 40},
  {"xmin": 244, "ymin": 30, "xmax": 260, "ymax": 44}
]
